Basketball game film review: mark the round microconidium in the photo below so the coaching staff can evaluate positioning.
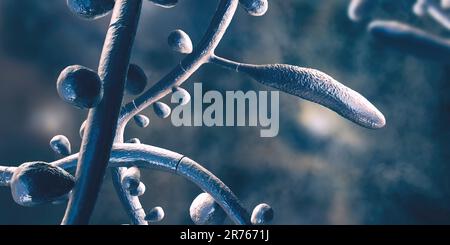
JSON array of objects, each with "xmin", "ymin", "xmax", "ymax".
[
  {"xmin": 134, "ymin": 114, "xmax": 150, "ymax": 128},
  {"xmin": 189, "ymin": 193, "xmax": 226, "ymax": 225},
  {"xmin": 153, "ymin": 102, "xmax": 172, "ymax": 119},
  {"xmin": 121, "ymin": 167, "xmax": 141, "ymax": 192},
  {"xmin": 145, "ymin": 206, "xmax": 165, "ymax": 223},
  {"xmin": 126, "ymin": 64, "xmax": 148, "ymax": 95},
  {"xmin": 239, "ymin": 0, "xmax": 268, "ymax": 16},
  {"xmin": 50, "ymin": 135, "xmax": 72, "ymax": 156},
  {"xmin": 250, "ymin": 203, "xmax": 273, "ymax": 225},
  {"xmin": 57, "ymin": 65, "xmax": 103, "ymax": 109},
  {"xmin": 168, "ymin": 29, "xmax": 193, "ymax": 54},
  {"xmin": 129, "ymin": 182, "xmax": 146, "ymax": 197},
  {"xmin": 10, "ymin": 162, "xmax": 75, "ymax": 207},
  {"xmin": 67, "ymin": 0, "xmax": 115, "ymax": 20}
]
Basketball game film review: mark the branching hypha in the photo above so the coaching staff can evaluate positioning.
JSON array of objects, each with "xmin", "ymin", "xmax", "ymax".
[
  {"xmin": 0, "ymin": 0, "xmax": 386, "ymax": 225},
  {"xmin": 348, "ymin": 0, "xmax": 450, "ymax": 64}
]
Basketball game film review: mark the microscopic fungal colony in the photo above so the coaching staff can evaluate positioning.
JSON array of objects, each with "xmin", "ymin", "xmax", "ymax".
[{"xmin": 0, "ymin": 0, "xmax": 400, "ymax": 225}]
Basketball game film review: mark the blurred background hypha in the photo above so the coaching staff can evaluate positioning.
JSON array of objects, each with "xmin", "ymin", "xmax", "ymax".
[{"xmin": 0, "ymin": 0, "xmax": 449, "ymax": 224}]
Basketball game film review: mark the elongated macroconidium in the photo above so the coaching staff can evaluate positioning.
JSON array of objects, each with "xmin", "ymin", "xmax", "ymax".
[{"xmin": 210, "ymin": 56, "xmax": 386, "ymax": 129}]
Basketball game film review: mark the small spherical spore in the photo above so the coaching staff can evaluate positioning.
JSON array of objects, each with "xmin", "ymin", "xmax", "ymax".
[
  {"xmin": 153, "ymin": 102, "xmax": 172, "ymax": 119},
  {"xmin": 189, "ymin": 193, "xmax": 226, "ymax": 225},
  {"xmin": 67, "ymin": 0, "xmax": 115, "ymax": 20},
  {"xmin": 145, "ymin": 206, "xmax": 165, "ymax": 223},
  {"xmin": 413, "ymin": 0, "xmax": 427, "ymax": 16},
  {"xmin": 172, "ymin": 87, "xmax": 191, "ymax": 105},
  {"xmin": 134, "ymin": 114, "xmax": 150, "ymax": 128},
  {"xmin": 250, "ymin": 203, "xmax": 273, "ymax": 225},
  {"xmin": 148, "ymin": 0, "xmax": 178, "ymax": 8},
  {"xmin": 126, "ymin": 64, "xmax": 148, "ymax": 95},
  {"xmin": 443, "ymin": 0, "xmax": 450, "ymax": 9},
  {"xmin": 126, "ymin": 138, "xmax": 141, "ymax": 144},
  {"xmin": 168, "ymin": 29, "xmax": 193, "ymax": 54},
  {"xmin": 10, "ymin": 162, "xmax": 75, "ymax": 207},
  {"xmin": 50, "ymin": 135, "xmax": 72, "ymax": 156},
  {"xmin": 57, "ymin": 65, "xmax": 103, "ymax": 109},
  {"xmin": 239, "ymin": 0, "xmax": 268, "ymax": 16},
  {"xmin": 121, "ymin": 167, "xmax": 141, "ymax": 192},
  {"xmin": 129, "ymin": 182, "xmax": 146, "ymax": 197}
]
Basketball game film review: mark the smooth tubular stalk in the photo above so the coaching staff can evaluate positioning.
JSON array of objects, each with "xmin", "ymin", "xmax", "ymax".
[
  {"xmin": 62, "ymin": 0, "xmax": 142, "ymax": 225},
  {"xmin": 118, "ymin": 0, "xmax": 239, "ymax": 128},
  {"xmin": 50, "ymin": 143, "xmax": 250, "ymax": 224},
  {"xmin": 210, "ymin": 55, "xmax": 241, "ymax": 71}
]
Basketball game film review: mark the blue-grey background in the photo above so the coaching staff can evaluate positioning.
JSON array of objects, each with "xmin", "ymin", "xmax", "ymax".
[{"xmin": 0, "ymin": 0, "xmax": 449, "ymax": 224}]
